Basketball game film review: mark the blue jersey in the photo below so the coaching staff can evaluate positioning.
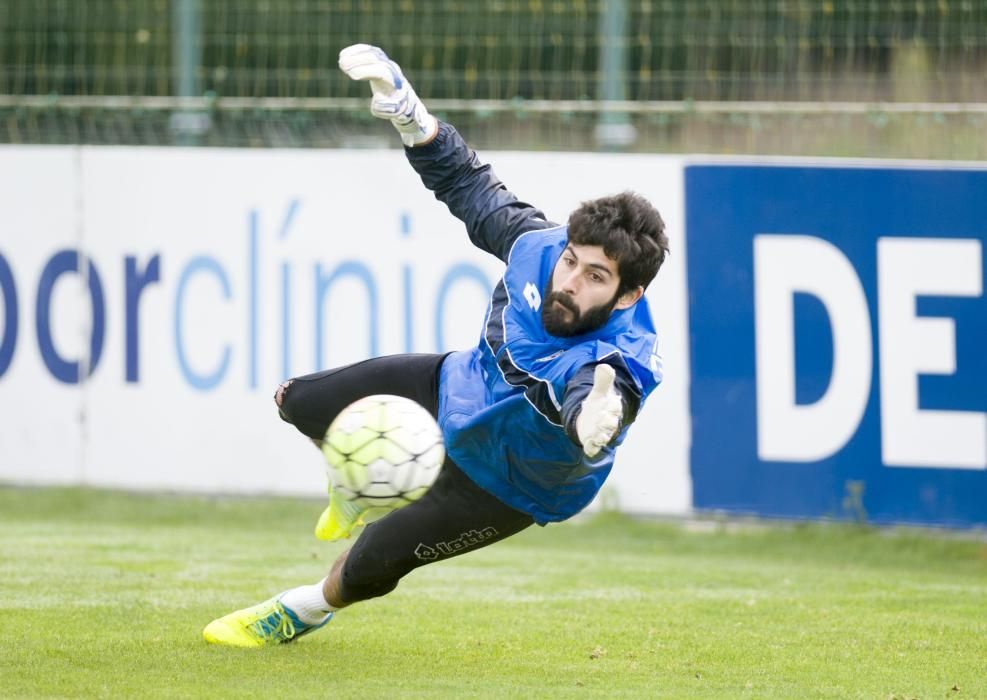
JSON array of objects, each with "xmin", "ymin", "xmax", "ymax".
[{"xmin": 407, "ymin": 123, "xmax": 663, "ymax": 524}]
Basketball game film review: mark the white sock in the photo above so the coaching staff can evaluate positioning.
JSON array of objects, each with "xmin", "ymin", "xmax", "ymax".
[{"xmin": 279, "ymin": 577, "xmax": 336, "ymax": 625}]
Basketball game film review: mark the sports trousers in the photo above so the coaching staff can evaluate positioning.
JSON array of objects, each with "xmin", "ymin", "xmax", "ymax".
[{"xmin": 277, "ymin": 354, "xmax": 535, "ymax": 603}]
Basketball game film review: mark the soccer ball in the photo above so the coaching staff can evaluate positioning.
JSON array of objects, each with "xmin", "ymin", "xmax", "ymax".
[{"xmin": 321, "ymin": 395, "xmax": 445, "ymax": 510}]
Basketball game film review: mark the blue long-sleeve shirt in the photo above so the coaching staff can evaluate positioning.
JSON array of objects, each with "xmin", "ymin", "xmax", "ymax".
[{"xmin": 407, "ymin": 122, "xmax": 663, "ymax": 523}]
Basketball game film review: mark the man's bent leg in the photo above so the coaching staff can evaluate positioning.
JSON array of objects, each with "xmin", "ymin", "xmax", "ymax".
[
  {"xmin": 276, "ymin": 353, "xmax": 447, "ymax": 441},
  {"xmin": 275, "ymin": 353, "xmax": 450, "ymax": 540}
]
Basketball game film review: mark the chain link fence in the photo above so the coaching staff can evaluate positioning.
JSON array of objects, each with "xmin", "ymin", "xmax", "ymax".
[{"xmin": 2, "ymin": 0, "xmax": 985, "ymax": 156}]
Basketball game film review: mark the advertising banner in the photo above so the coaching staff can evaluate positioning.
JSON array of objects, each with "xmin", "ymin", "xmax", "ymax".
[
  {"xmin": 687, "ymin": 163, "xmax": 987, "ymax": 526},
  {"xmin": 0, "ymin": 146, "xmax": 691, "ymax": 515}
]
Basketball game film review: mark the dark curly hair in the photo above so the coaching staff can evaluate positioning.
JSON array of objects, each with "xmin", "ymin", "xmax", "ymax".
[{"xmin": 566, "ymin": 191, "xmax": 668, "ymax": 294}]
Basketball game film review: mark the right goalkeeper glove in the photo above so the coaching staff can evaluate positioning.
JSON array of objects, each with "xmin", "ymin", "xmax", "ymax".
[
  {"xmin": 576, "ymin": 364, "xmax": 623, "ymax": 458},
  {"xmin": 338, "ymin": 43, "xmax": 438, "ymax": 147}
]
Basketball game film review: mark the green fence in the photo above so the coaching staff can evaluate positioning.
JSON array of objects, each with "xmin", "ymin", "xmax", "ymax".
[{"xmin": 2, "ymin": 0, "xmax": 985, "ymax": 156}]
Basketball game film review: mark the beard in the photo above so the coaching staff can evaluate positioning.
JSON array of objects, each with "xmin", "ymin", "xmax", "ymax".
[{"xmin": 540, "ymin": 280, "xmax": 621, "ymax": 338}]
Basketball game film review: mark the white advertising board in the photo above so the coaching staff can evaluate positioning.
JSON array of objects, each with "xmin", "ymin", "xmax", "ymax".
[
  {"xmin": 0, "ymin": 144, "xmax": 691, "ymax": 515},
  {"xmin": 0, "ymin": 148, "xmax": 84, "ymax": 484}
]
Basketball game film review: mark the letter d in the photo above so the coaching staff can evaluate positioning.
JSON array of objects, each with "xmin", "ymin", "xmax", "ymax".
[{"xmin": 754, "ymin": 235, "xmax": 872, "ymax": 461}]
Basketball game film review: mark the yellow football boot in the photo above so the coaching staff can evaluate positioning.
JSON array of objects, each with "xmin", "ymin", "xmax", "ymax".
[
  {"xmin": 314, "ymin": 485, "xmax": 369, "ymax": 541},
  {"xmin": 203, "ymin": 596, "xmax": 331, "ymax": 648}
]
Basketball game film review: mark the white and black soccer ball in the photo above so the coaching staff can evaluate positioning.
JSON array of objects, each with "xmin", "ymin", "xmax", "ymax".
[{"xmin": 321, "ymin": 395, "xmax": 445, "ymax": 510}]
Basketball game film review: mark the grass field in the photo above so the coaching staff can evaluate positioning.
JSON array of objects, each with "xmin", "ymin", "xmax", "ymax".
[{"xmin": 1, "ymin": 487, "xmax": 985, "ymax": 699}]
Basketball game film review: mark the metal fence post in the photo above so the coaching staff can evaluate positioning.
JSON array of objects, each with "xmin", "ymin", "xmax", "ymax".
[
  {"xmin": 596, "ymin": 0, "xmax": 636, "ymax": 150},
  {"xmin": 171, "ymin": 0, "xmax": 209, "ymax": 145}
]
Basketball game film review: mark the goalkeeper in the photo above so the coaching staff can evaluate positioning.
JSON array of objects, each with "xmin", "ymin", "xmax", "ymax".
[{"xmin": 204, "ymin": 44, "xmax": 669, "ymax": 647}]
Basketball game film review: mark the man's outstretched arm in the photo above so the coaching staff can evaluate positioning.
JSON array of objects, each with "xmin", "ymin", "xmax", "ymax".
[{"xmin": 339, "ymin": 43, "xmax": 556, "ymax": 262}]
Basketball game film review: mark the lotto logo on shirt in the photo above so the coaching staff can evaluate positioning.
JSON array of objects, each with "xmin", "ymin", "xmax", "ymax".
[{"xmin": 685, "ymin": 164, "xmax": 987, "ymax": 527}]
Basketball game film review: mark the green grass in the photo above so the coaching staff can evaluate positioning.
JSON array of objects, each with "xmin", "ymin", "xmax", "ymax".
[{"xmin": 1, "ymin": 487, "xmax": 985, "ymax": 699}]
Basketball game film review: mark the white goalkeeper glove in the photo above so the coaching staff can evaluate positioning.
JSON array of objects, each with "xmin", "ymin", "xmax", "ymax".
[
  {"xmin": 576, "ymin": 364, "xmax": 623, "ymax": 458},
  {"xmin": 338, "ymin": 43, "xmax": 438, "ymax": 147}
]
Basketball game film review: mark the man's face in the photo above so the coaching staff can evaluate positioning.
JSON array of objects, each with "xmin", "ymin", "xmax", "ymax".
[{"xmin": 541, "ymin": 243, "xmax": 643, "ymax": 337}]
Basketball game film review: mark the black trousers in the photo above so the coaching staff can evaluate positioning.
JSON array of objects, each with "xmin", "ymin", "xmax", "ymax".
[{"xmin": 277, "ymin": 354, "xmax": 535, "ymax": 603}]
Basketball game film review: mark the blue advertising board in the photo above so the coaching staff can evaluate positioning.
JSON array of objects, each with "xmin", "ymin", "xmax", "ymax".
[{"xmin": 686, "ymin": 164, "xmax": 987, "ymax": 527}]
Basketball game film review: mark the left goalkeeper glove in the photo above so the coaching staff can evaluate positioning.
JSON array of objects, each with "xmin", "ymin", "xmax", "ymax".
[
  {"xmin": 576, "ymin": 364, "xmax": 623, "ymax": 458},
  {"xmin": 338, "ymin": 43, "xmax": 438, "ymax": 147}
]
